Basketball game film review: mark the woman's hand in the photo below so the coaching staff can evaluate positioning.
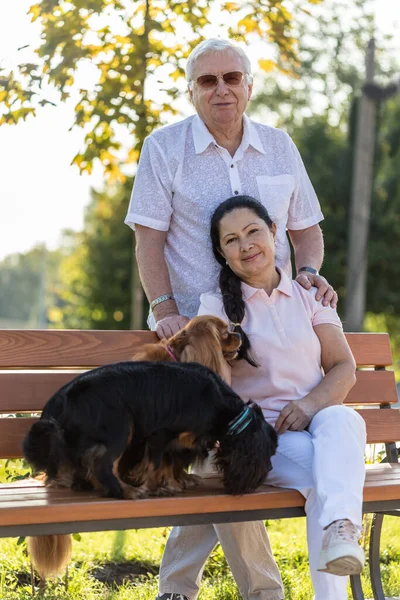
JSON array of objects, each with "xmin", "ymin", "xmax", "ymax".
[{"xmin": 275, "ymin": 397, "xmax": 319, "ymax": 434}]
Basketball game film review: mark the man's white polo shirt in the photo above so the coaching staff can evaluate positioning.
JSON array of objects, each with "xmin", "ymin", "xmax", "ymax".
[{"xmin": 125, "ymin": 114, "xmax": 323, "ymax": 321}]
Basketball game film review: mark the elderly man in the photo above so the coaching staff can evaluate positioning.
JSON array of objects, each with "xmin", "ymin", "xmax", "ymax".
[{"xmin": 125, "ymin": 38, "xmax": 337, "ymax": 600}]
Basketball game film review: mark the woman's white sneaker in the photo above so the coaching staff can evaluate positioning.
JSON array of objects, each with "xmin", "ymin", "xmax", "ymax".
[{"xmin": 317, "ymin": 519, "xmax": 364, "ymax": 576}]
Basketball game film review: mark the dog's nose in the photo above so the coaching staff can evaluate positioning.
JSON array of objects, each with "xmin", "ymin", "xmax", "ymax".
[{"xmin": 231, "ymin": 332, "xmax": 242, "ymax": 343}]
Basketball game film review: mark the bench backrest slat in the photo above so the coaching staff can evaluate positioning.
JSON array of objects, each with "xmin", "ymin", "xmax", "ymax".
[
  {"xmin": 0, "ymin": 331, "xmax": 393, "ymax": 368},
  {"xmin": 1, "ymin": 408, "xmax": 399, "ymax": 459},
  {"xmin": 357, "ymin": 409, "xmax": 400, "ymax": 444},
  {"xmin": 0, "ymin": 418, "xmax": 38, "ymax": 459},
  {"xmin": 345, "ymin": 370, "xmax": 397, "ymax": 405},
  {"xmin": 0, "ymin": 369, "xmax": 397, "ymax": 414},
  {"xmin": 0, "ymin": 330, "xmax": 157, "ymax": 368}
]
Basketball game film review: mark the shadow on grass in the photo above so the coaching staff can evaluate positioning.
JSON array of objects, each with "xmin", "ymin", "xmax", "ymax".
[{"xmin": 91, "ymin": 559, "xmax": 159, "ymax": 586}]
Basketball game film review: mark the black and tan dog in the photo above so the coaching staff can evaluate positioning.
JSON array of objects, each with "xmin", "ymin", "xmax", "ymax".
[{"xmin": 23, "ymin": 361, "xmax": 277, "ymax": 578}]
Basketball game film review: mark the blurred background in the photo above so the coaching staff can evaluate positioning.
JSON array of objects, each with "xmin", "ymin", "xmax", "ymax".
[{"xmin": 0, "ymin": 0, "xmax": 399, "ymax": 378}]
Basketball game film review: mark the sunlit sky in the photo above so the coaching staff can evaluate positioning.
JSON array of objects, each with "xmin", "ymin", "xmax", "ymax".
[{"xmin": 0, "ymin": 0, "xmax": 399, "ymax": 261}]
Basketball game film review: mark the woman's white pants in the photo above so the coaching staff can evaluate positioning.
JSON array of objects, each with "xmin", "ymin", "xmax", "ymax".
[{"xmin": 158, "ymin": 405, "xmax": 367, "ymax": 600}]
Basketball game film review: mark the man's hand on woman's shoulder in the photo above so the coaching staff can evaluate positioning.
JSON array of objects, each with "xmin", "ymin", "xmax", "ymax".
[{"xmin": 295, "ymin": 272, "xmax": 338, "ymax": 309}]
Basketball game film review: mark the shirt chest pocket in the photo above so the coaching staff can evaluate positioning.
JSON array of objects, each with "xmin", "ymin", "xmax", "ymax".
[{"xmin": 256, "ymin": 175, "xmax": 295, "ymax": 222}]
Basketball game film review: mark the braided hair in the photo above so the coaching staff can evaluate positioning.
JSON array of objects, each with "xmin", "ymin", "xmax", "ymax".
[{"xmin": 210, "ymin": 195, "xmax": 274, "ymax": 367}]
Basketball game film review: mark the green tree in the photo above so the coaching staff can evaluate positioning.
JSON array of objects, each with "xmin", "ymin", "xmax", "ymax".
[
  {"xmin": 0, "ymin": 245, "xmax": 61, "ymax": 327},
  {"xmin": 1, "ymin": 0, "xmax": 321, "ymax": 178},
  {"xmin": 368, "ymin": 96, "xmax": 400, "ymax": 315},
  {"xmin": 249, "ymin": 0, "xmax": 396, "ymax": 133},
  {"xmin": 49, "ymin": 183, "xmax": 135, "ymax": 329}
]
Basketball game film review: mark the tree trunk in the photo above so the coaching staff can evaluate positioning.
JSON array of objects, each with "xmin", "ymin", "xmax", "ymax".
[{"xmin": 344, "ymin": 39, "xmax": 376, "ymax": 331}]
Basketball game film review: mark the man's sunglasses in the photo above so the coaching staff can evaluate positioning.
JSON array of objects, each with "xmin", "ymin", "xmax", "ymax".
[{"xmin": 191, "ymin": 71, "xmax": 246, "ymax": 90}]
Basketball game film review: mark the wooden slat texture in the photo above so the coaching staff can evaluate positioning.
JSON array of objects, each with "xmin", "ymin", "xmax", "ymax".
[
  {"xmin": 1, "ymin": 367, "xmax": 396, "ymax": 414},
  {"xmin": 0, "ymin": 371, "xmax": 81, "ymax": 413},
  {"xmin": 0, "ymin": 418, "xmax": 38, "ymax": 458},
  {"xmin": 345, "ymin": 332, "xmax": 393, "ymax": 367},
  {"xmin": 0, "ymin": 464, "xmax": 399, "ymax": 528},
  {"xmin": 0, "ymin": 330, "xmax": 393, "ymax": 368},
  {"xmin": 2, "ymin": 408, "xmax": 399, "ymax": 460},
  {"xmin": 0, "ymin": 372, "xmax": 81, "ymax": 412},
  {"xmin": 345, "ymin": 370, "xmax": 398, "ymax": 405},
  {"xmin": 358, "ymin": 408, "xmax": 400, "ymax": 443},
  {"xmin": 0, "ymin": 330, "xmax": 157, "ymax": 368}
]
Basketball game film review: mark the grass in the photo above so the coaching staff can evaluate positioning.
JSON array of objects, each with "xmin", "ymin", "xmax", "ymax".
[{"xmin": 0, "ymin": 516, "xmax": 399, "ymax": 599}]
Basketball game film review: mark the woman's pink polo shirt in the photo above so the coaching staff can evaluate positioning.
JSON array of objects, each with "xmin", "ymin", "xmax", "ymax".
[{"xmin": 198, "ymin": 268, "xmax": 343, "ymax": 427}]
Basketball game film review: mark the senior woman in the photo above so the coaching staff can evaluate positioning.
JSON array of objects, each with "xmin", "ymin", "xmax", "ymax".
[{"xmin": 157, "ymin": 196, "xmax": 366, "ymax": 600}]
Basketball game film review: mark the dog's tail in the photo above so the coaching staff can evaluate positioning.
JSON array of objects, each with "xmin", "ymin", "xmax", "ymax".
[
  {"xmin": 23, "ymin": 418, "xmax": 66, "ymax": 477},
  {"xmin": 28, "ymin": 534, "xmax": 73, "ymax": 579},
  {"xmin": 24, "ymin": 419, "xmax": 72, "ymax": 578}
]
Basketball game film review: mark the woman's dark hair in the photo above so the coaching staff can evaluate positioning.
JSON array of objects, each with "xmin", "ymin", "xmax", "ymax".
[{"xmin": 210, "ymin": 195, "xmax": 274, "ymax": 367}]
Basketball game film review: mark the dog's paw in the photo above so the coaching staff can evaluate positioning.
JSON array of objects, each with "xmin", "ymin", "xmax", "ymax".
[
  {"xmin": 122, "ymin": 486, "xmax": 149, "ymax": 500},
  {"xmin": 148, "ymin": 486, "xmax": 177, "ymax": 497},
  {"xmin": 179, "ymin": 473, "xmax": 203, "ymax": 489}
]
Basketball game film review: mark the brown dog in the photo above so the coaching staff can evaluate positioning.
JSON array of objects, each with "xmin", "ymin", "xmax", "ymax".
[{"xmin": 132, "ymin": 315, "xmax": 241, "ymax": 378}]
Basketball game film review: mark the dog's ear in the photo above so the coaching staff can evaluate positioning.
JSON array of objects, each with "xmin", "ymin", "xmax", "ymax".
[
  {"xmin": 180, "ymin": 342, "xmax": 206, "ymax": 364},
  {"xmin": 216, "ymin": 413, "xmax": 277, "ymax": 495},
  {"xmin": 180, "ymin": 330, "xmax": 226, "ymax": 377}
]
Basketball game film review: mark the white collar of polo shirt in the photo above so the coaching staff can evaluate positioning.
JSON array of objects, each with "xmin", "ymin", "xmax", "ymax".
[
  {"xmin": 192, "ymin": 114, "xmax": 266, "ymax": 156},
  {"xmin": 240, "ymin": 267, "xmax": 293, "ymax": 301}
]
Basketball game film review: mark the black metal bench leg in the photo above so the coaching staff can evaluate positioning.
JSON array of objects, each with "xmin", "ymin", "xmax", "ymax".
[
  {"xmin": 350, "ymin": 573, "xmax": 365, "ymax": 600},
  {"xmin": 370, "ymin": 513, "xmax": 385, "ymax": 600}
]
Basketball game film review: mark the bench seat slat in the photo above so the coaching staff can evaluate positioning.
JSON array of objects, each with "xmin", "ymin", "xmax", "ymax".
[
  {"xmin": 0, "ymin": 465, "xmax": 399, "ymax": 530},
  {"xmin": 0, "ymin": 331, "xmax": 393, "ymax": 368}
]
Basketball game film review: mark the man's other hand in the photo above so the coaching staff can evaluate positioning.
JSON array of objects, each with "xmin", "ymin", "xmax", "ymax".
[
  {"xmin": 295, "ymin": 272, "xmax": 337, "ymax": 308},
  {"xmin": 155, "ymin": 314, "xmax": 190, "ymax": 339}
]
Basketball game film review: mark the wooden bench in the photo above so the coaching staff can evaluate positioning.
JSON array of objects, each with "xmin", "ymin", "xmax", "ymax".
[{"xmin": 0, "ymin": 329, "xmax": 399, "ymax": 599}]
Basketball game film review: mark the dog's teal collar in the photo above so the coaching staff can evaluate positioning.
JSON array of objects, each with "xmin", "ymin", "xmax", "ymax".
[{"xmin": 227, "ymin": 406, "xmax": 252, "ymax": 435}]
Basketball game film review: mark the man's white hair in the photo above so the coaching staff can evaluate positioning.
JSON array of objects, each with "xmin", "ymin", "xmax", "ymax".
[{"xmin": 186, "ymin": 38, "xmax": 252, "ymax": 83}]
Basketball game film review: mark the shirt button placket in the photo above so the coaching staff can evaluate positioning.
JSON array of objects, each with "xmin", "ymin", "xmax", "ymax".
[
  {"xmin": 270, "ymin": 305, "xmax": 288, "ymax": 346},
  {"xmin": 230, "ymin": 162, "xmax": 241, "ymax": 196}
]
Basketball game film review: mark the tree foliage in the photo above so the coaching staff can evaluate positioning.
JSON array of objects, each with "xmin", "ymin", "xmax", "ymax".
[
  {"xmin": 0, "ymin": 245, "xmax": 61, "ymax": 327},
  {"xmin": 48, "ymin": 183, "xmax": 134, "ymax": 329},
  {"xmin": 1, "ymin": 0, "xmax": 321, "ymax": 179},
  {"xmin": 250, "ymin": 0, "xmax": 395, "ymax": 133}
]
